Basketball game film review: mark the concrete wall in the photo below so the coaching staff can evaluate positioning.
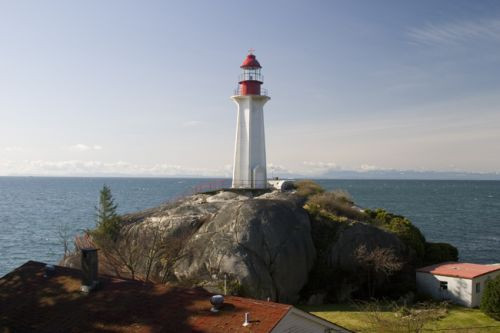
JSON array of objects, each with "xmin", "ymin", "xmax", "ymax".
[
  {"xmin": 416, "ymin": 272, "xmax": 473, "ymax": 307},
  {"xmin": 471, "ymin": 269, "xmax": 500, "ymax": 307}
]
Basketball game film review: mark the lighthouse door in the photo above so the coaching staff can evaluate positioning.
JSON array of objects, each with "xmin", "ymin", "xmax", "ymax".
[{"xmin": 252, "ymin": 165, "xmax": 267, "ymax": 189}]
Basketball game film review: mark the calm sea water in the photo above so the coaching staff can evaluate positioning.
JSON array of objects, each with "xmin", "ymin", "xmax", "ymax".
[{"xmin": 0, "ymin": 177, "xmax": 498, "ymax": 277}]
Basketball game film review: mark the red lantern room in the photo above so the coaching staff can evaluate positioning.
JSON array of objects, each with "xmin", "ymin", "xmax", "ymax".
[{"xmin": 235, "ymin": 51, "xmax": 266, "ymax": 96}]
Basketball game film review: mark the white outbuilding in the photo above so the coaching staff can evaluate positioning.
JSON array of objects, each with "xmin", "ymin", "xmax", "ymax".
[
  {"xmin": 416, "ymin": 262, "xmax": 500, "ymax": 307},
  {"xmin": 268, "ymin": 178, "xmax": 295, "ymax": 192}
]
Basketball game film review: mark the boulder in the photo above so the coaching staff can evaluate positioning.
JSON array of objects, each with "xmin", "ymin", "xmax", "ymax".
[
  {"xmin": 326, "ymin": 222, "xmax": 413, "ymax": 299},
  {"xmin": 328, "ymin": 222, "xmax": 407, "ymax": 271},
  {"xmin": 173, "ymin": 197, "xmax": 316, "ymax": 303}
]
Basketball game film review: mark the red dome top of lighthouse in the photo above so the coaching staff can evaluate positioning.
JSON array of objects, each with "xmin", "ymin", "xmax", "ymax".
[{"xmin": 240, "ymin": 53, "xmax": 261, "ymax": 69}]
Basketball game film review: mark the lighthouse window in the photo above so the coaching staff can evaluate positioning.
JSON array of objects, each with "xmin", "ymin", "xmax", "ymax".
[{"xmin": 439, "ymin": 281, "xmax": 448, "ymax": 290}]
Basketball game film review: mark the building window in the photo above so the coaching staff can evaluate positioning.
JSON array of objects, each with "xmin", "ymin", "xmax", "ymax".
[
  {"xmin": 439, "ymin": 281, "xmax": 448, "ymax": 290},
  {"xmin": 476, "ymin": 282, "xmax": 481, "ymax": 293}
]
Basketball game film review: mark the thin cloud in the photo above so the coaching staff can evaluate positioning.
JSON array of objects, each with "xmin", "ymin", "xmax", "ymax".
[
  {"xmin": 0, "ymin": 160, "xmax": 228, "ymax": 177},
  {"xmin": 303, "ymin": 161, "xmax": 339, "ymax": 169},
  {"xmin": 68, "ymin": 144, "xmax": 103, "ymax": 152},
  {"xmin": 301, "ymin": 161, "xmax": 340, "ymax": 176},
  {"xmin": 268, "ymin": 163, "xmax": 289, "ymax": 172},
  {"xmin": 407, "ymin": 18, "xmax": 500, "ymax": 46},
  {"xmin": 359, "ymin": 164, "xmax": 383, "ymax": 172},
  {"xmin": 267, "ymin": 163, "xmax": 294, "ymax": 176},
  {"xmin": 4, "ymin": 146, "xmax": 23, "ymax": 152}
]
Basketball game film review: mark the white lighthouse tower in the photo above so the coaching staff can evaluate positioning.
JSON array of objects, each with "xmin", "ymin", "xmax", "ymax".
[{"xmin": 231, "ymin": 52, "xmax": 270, "ymax": 189}]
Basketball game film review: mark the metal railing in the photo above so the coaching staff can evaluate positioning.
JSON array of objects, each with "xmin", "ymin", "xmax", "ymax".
[
  {"xmin": 190, "ymin": 179, "xmax": 232, "ymax": 194},
  {"xmin": 162, "ymin": 179, "xmax": 274, "ymax": 204},
  {"xmin": 230, "ymin": 179, "xmax": 269, "ymax": 188},
  {"xmin": 165, "ymin": 179, "xmax": 232, "ymax": 203},
  {"xmin": 233, "ymin": 87, "xmax": 269, "ymax": 96}
]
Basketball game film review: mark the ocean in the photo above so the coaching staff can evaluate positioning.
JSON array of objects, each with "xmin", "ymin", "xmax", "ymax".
[{"xmin": 0, "ymin": 177, "xmax": 499, "ymax": 277}]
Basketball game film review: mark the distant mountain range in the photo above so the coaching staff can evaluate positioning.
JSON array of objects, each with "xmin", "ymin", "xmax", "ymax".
[
  {"xmin": 293, "ymin": 169, "xmax": 500, "ymax": 180},
  {"xmin": 2, "ymin": 169, "xmax": 500, "ymax": 180},
  {"xmin": 266, "ymin": 168, "xmax": 500, "ymax": 180}
]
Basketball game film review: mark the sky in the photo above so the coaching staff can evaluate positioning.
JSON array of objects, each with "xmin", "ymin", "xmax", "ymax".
[{"xmin": 1, "ymin": 0, "xmax": 500, "ymax": 177}]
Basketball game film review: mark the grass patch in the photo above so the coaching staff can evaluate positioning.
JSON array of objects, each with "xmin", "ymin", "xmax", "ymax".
[
  {"xmin": 301, "ymin": 303, "xmax": 376, "ymax": 332},
  {"xmin": 426, "ymin": 306, "xmax": 500, "ymax": 331},
  {"xmin": 301, "ymin": 303, "xmax": 500, "ymax": 332}
]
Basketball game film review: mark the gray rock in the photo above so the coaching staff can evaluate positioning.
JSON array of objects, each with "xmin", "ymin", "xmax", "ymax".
[
  {"xmin": 174, "ymin": 198, "xmax": 316, "ymax": 303},
  {"xmin": 91, "ymin": 190, "xmax": 317, "ymax": 303},
  {"xmin": 205, "ymin": 191, "xmax": 250, "ymax": 203}
]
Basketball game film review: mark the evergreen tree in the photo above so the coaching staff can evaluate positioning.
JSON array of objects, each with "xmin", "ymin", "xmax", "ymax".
[
  {"xmin": 481, "ymin": 275, "xmax": 500, "ymax": 321},
  {"xmin": 95, "ymin": 185, "xmax": 121, "ymax": 241}
]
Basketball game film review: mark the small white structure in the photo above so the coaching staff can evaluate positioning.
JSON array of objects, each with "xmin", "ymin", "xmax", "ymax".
[
  {"xmin": 231, "ymin": 51, "xmax": 270, "ymax": 189},
  {"xmin": 268, "ymin": 178, "xmax": 295, "ymax": 192},
  {"xmin": 416, "ymin": 262, "xmax": 500, "ymax": 307}
]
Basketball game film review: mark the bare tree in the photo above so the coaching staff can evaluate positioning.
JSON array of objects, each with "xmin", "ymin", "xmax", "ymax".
[
  {"xmin": 157, "ymin": 228, "xmax": 193, "ymax": 283},
  {"xmin": 140, "ymin": 226, "xmax": 182, "ymax": 282},
  {"xmin": 360, "ymin": 300, "xmax": 447, "ymax": 333},
  {"xmin": 57, "ymin": 223, "xmax": 72, "ymax": 260},
  {"xmin": 355, "ymin": 245, "xmax": 403, "ymax": 298},
  {"xmin": 91, "ymin": 226, "xmax": 143, "ymax": 280},
  {"xmin": 143, "ymin": 227, "xmax": 162, "ymax": 282},
  {"xmin": 85, "ymin": 223, "xmax": 193, "ymax": 282},
  {"xmin": 73, "ymin": 232, "xmax": 122, "ymax": 277}
]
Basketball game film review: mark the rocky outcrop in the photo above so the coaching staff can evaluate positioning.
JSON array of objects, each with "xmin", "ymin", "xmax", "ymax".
[
  {"xmin": 174, "ymin": 196, "xmax": 315, "ymax": 303},
  {"xmin": 119, "ymin": 190, "xmax": 315, "ymax": 303},
  {"xmin": 65, "ymin": 188, "xmax": 425, "ymax": 303},
  {"xmin": 328, "ymin": 222, "xmax": 407, "ymax": 271},
  {"xmin": 300, "ymin": 214, "xmax": 416, "ymax": 302}
]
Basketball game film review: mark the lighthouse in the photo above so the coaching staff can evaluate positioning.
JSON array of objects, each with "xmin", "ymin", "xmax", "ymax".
[{"xmin": 231, "ymin": 51, "xmax": 270, "ymax": 189}]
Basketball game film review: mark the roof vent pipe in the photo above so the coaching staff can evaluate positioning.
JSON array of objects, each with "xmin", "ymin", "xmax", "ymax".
[
  {"xmin": 242, "ymin": 312, "xmax": 250, "ymax": 327},
  {"xmin": 80, "ymin": 248, "xmax": 99, "ymax": 293},
  {"xmin": 43, "ymin": 264, "xmax": 55, "ymax": 278},
  {"xmin": 210, "ymin": 295, "xmax": 224, "ymax": 312}
]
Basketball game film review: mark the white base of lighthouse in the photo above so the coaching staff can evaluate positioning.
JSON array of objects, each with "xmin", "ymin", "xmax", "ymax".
[{"xmin": 231, "ymin": 95, "xmax": 270, "ymax": 189}]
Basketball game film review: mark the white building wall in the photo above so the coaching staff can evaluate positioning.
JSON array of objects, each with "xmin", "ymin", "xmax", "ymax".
[
  {"xmin": 268, "ymin": 180, "xmax": 295, "ymax": 192},
  {"xmin": 231, "ymin": 95, "xmax": 269, "ymax": 189},
  {"xmin": 471, "ymin": 269, "xmax": 500, "ymax": 307},
  {"xmin": 416, "ymin": 272, "xmax": 473, "ymax": 307}
]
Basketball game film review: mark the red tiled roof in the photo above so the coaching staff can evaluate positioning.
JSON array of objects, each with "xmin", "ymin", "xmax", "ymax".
[
  {"xmin": 417, "ymin": 262, "xmax": 500, "ymax": 279},
  {"xmin": 0, "ymin": 261, "xmax": 291, "ymax": 333}
]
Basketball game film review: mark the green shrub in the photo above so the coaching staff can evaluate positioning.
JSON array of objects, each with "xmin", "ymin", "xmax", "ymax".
[
  {"xmin": 481, "ymin": 274, "xmax": 500, "ymax": 320},
  {"xmin": 384, "ymin": 217, "xmax": 426, "ymax": 259},
  {"xmin": 365, "ymin": 208, "xmax": 405, "ymax": 225},
  {"xmin": 306, "ymin": 191, "xmax": 366, "ymax": 220},
  {"xmin": 423, "ymin": 242, "xmax": 458, "ymax": 265},
  {"xmin": 294, "ymin": 180, "xmax": 325, "ymax": 197},
  {"xmin": 365, "ymin": 209, "xmax": 426, "ymax": 261}
]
